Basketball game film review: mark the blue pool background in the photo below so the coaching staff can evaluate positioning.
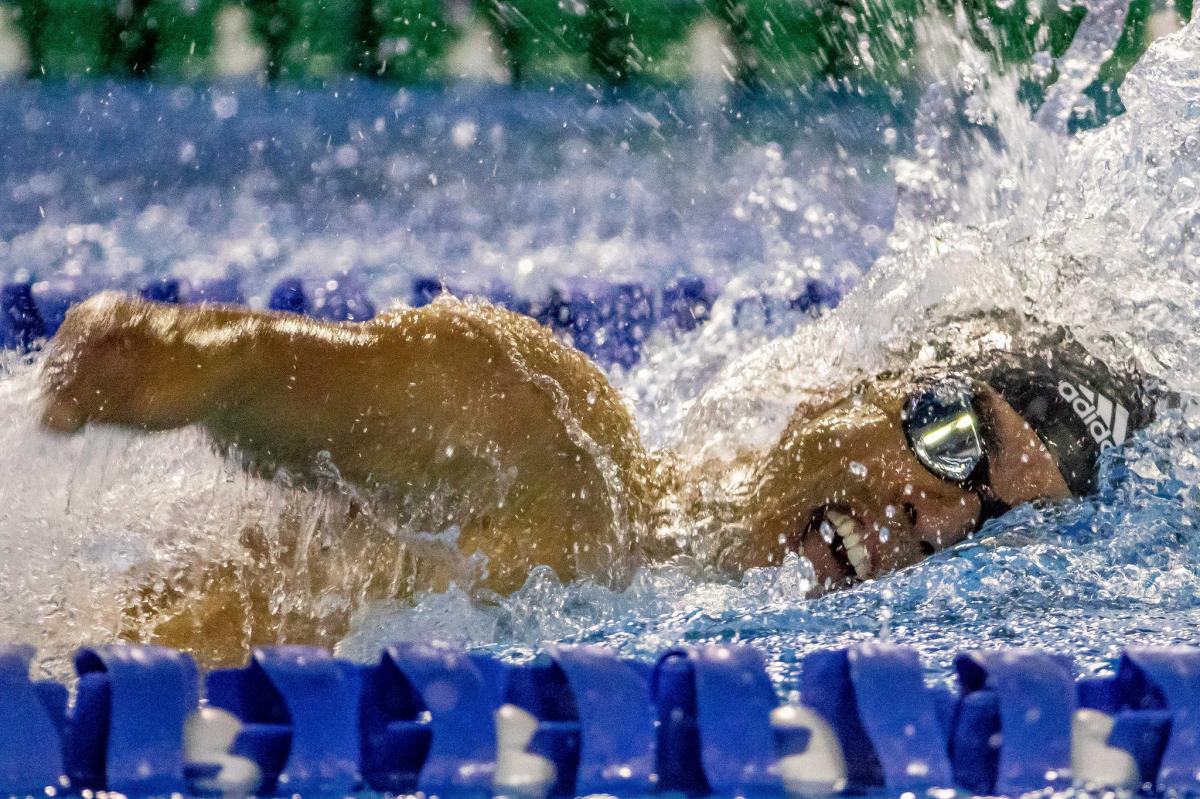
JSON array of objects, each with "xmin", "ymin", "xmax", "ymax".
[{"xmin": 2, "ymin": 13, "xmax": 1200, "ymax": 694}]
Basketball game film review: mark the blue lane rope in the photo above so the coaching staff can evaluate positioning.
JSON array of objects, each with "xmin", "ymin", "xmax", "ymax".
[
  {"xmin": 1, "ymin": 641, "xmax": 1197, "ymax": 797},
  {"xmin": 0, "ymin": 274, "xmax": 842, "ymax": 367}
]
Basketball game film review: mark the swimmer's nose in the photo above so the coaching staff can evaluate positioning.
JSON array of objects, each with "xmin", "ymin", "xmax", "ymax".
[{"xmin": 902, "ymin": 483, "xmax": 981, "ymax": 552}]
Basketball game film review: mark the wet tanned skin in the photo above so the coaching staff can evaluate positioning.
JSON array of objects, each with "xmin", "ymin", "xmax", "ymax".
[{"xmin": 40, "ymin": 292, "xmax": 1071, "ymax": 663}]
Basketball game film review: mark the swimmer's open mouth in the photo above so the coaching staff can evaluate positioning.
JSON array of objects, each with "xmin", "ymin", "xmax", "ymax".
[{"xmin": 800, "ymin": 505, "xmax": 873, "ymax": 585}]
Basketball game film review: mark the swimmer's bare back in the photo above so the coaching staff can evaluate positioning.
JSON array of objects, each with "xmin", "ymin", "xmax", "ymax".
[{"xmin": 40, "ymin": 292, "xmax": 661, "ymax": 660}]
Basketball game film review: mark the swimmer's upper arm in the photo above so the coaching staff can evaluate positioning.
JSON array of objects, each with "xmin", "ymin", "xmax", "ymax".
[{"xmin": 42, "ymin": 293, "xmax": 658, "ymax": 594}]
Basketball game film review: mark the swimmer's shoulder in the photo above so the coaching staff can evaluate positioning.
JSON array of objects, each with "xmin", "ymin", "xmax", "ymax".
[{"xmin": 371, "ymin": 294, "xmax": 654, "ymax": 470}]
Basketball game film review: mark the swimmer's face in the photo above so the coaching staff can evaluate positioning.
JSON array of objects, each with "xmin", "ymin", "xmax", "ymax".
[{"xmin": 733, "ymin": 376, "xmax": 1072, "ymax": 591}]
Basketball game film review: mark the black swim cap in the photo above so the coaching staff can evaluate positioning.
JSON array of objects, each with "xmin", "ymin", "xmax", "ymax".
[{"xmin": 981, "ymin": 333, "xmax": 1154, "ymax": 495}]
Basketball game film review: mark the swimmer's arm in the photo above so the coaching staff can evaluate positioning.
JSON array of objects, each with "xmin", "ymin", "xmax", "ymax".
[
  {"xmin": 39, "ymin": 293, "xmax": 655, "ymax": 540},
  {"xmin": 40, "ymin": 292, "xmax": 578, "ymax": 469}
]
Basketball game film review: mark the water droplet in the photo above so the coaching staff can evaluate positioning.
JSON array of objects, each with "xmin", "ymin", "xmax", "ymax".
[
  {"xmin": 819, "ymin": 519, "xmax": 836, "ymax": 545},
  {"xmin": 211, "ymin": 93, "xmax": 238, "ymax": 120},
  {"xmin": 848, "ymin": 461, "xmax": 868, "ymax": 478},
  {"xmin": 451, "ymin": 120, "xmax": 478, "ymax": 150}
]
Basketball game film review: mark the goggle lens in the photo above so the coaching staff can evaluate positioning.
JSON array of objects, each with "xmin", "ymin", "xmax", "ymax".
[{"xmin": 903, "ymin": 383, "xmax": 984, "ymax": 483}]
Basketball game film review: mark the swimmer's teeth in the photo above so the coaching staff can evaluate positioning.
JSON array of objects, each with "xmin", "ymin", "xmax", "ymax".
[
  {"xmin": 825, "ymin": 510, "xmax": 871, "ymax": 580},
  {"xmin": 846, "ymin": 543, "xmax": 870, "ymax": 579}
]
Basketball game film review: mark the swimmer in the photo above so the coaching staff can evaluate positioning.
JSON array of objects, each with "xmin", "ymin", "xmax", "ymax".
[{"xmin": 39, "ymin": 292, "xmax": 1152, "ymax": 663}]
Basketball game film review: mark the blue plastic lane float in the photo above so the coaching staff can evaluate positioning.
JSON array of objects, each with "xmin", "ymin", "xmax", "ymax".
[
  {"xmin": 412, "ymin": 276, "xmax": 449, "ymax": 308},
  {"xmin": 801, "ymin": 644, "xmax": 953, "ymax": 792},
  {"xmin": 547, "ymin": 646, "xmax": 657, "ymax": 796},
  {"xmin": 1, "ymin": 282, "xmax": 47, "ymax": 351},
  {"xmin": 789, "ymin": 279, "xmax": 843, "ymax": 315},
  {"xmin": 190, "ymin": 275, "xmax": 246, "ymax": 305},
  {"xmin": 4, "ymin": 275, "xmax": 728, "ymax": 354},
  {"xmin": 31, "ymin": 288, "xmax": 77, "ymax": 338},
  {"xmin": 7, "ymin": 642, "xmax": 1200, "ymax": 797},
  {"xmin": 1075, "ymin": 646, "xmax": 1200, "ymax": 792},
  {"xmin": 0, "ymin": 645, "xmax": 67, "ymax": 795},
  {"xmin": 488, "ymin": 283, "xmax": 533, "ymax": 316},
  {"xmin": 267, "ymin": 277, "xmax": 311, "ymax": 315},
  {"xmin": 140, "ymin": 276, "xmax": 184, "ymax": 304},
  {"xmin": 65, "ymin": 644, "xmax": 199, "ymax": 795},
  {"xmin": 651, "ymin": 644, "xmax": 845, "ymax": 798},
  {"xmin": 142, "ymin": 275, "xmax": 247, "ymax": 306},
  {"xmin": 654, "ymin": 645, "xmax": 781, "ymax": 795},
  {"xmin": 499, "ymin": 643, "xmax": 834, "ymax": 799},
  {"xmin": 562, "ymin": 282, "xmax": 656, "ymax": 369},
  {"xmin": 661, "ymin": 276, "xmax": 712, "ymax": 331},
  {"xmin": 499, "ymin": 654, "xmax": 581, "ymax": 797},
  {"xmin": 951, "ymin": 649, "xmax": 1076, "ymax": 795},
  {"xmin": 358, "ymin": 647, "xmax": 435, "ymax": 793},
  {"xmin": 206, "ymin": 646, "xmax": 361, "ymax": 796},
  {"xmin": 731, "ymin": 280, "xmax": 842, "ymax": 331},
  {"xmin": 360, "ymin": 642, "xmax": 501, "ymax": 795}
]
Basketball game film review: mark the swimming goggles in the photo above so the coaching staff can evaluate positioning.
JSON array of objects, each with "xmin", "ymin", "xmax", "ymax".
[{"xmin": 902, "ymin": 378, "xmax": 1012, "ymax": 522}]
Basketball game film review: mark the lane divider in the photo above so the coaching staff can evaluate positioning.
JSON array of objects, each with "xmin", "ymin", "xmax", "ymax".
[
  {"xmin": 0, "ymin": 274, "xmax": 843, "ymax": 367},
  {"xmin": 1, "ymin": 641, "xmax": 1197, "ymax": 797}
]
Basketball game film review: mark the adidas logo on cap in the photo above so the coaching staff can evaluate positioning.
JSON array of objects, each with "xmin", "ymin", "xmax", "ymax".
[{"xmin": 1057, "ymin": 380, "xmax": 1129, "ymax": 451}]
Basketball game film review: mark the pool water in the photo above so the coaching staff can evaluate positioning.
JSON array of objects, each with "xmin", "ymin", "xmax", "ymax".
[{"xmin": 1, "ymin": 9, "xmax": 1200, "ymax": 702}]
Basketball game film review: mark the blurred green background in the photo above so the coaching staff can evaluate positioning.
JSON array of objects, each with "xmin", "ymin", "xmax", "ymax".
[{"xmin": 0, "ymin": 0, "xmax": 1192, "ymax": 91}]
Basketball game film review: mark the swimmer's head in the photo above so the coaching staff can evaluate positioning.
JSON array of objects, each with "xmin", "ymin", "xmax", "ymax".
[
  {"xmin": 728, "ymin": 318, "xmax": 1154, "ymax": 591},
  {"xmin": 979, "ymin": 330, "xmax": 1154, "ymax": 495}
]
